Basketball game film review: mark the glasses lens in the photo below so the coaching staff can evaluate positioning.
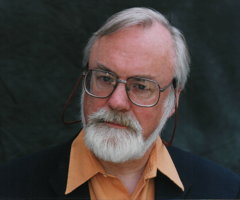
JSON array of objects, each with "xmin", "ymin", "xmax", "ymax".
[
  {"xmin": 85, "ymin": 70, "xmax": 116, "ymax": 97},
  {"xmin": 127, "ymin": 77, "xmax": 159, "ymax": 106}
]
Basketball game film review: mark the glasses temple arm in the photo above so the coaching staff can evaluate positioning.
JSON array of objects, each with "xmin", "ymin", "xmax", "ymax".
[
  {"xmin": 61, "ymin": 75, "xmax": 83, "ymax": 125},
  {"xmin": 160, "ymin": 78, "xmax": 177, "ymax": 92},
  {"xmin": 162, "ymin": 88, "xmax": 178, "ymax": 146}
]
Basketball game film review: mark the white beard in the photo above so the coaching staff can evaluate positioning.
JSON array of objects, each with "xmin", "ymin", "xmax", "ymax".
[{"xmin": 81, "ymin": 91, "xmax": 174, "ymax": 163}]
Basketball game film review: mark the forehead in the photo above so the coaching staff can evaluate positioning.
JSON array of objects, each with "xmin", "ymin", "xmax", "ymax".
[{"xmin": 89, "ymin": 23, "xmax": 175, "ymax": 83}]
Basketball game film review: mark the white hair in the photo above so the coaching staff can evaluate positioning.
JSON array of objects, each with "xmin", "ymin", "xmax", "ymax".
[{"xmin": 82, "ymin": 7, "xmax": 190, "ymax": 89}]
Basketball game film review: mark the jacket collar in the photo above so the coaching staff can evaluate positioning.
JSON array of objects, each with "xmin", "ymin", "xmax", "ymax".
[
  {"xmin": 157, "ymin": 145, "xmax": 194, "ymax": 198},
  {"xmin": 48, "ymin": 139, "xmax": 72, "ymax": 196},
  {"xmin": 48, "ymin": 134, "xmax": 90, "ymax": 198}
]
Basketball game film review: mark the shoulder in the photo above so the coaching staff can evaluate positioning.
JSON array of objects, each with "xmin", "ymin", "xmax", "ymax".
[
  {"xmin": 167, "ymin": 145, "xmax": 240, "ymax": 198},
  {"xmin": 0, "ymin": 138, "xmax": 72, "ymax": 172},
  {"xmin": 0, "ymin": 138, "xmax": 73, "ymax": 197}
]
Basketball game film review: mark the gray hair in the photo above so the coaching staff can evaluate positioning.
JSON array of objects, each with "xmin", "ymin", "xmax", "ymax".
[{"xmin": 82, "ymin": 7, "xmax": 190, "ymax": 89}]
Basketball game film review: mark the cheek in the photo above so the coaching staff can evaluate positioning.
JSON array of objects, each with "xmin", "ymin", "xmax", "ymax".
[
  {"xmin": 134, "ymin": 105, "xmax": 164, "ymax": 138},
  {"xmin": 83, "ymin": 94, "xmax": 107, "ymax": 122}
]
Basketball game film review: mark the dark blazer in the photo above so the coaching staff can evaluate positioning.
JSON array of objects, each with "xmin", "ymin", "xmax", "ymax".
[{"xmin": 0, "ymin": 135, "xmax": 239, "ymax": 199}]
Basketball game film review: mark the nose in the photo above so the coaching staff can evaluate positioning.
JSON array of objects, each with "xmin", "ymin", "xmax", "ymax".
[{"xmin": 107, "ymin": 83, "xmax": 131, "ymax": 112}]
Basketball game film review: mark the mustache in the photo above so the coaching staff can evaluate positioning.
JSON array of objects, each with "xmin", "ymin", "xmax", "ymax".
[{"xmin": 86, "ymin": 108, "xmax": 142, "ymax": 132}]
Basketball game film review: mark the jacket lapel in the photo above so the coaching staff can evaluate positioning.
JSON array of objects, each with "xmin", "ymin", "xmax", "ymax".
[
  {"xmin": 48, "ymin": 140, "xmax": 71, "ymax": 197},
  {"xmin": 48, "ymin": 138, "xmax": 90, "ymax": 199},
  {"xmin": 155, "ymin": 171, "xmax": 186, "ymax": 199},
  {"xmin": 154, "ymin": 145, "xmax": 195, "ymax": 199}
]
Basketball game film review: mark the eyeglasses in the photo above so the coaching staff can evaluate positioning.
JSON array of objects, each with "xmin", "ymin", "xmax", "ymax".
[{"xmin": 83, "ymin": 69, "xmax": 175, "ymax": 107}]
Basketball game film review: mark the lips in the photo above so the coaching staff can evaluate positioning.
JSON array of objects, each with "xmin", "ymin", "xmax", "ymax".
[
  {"xmin": 104, "ymin": 121, "xmax": 128, "ymax": 128},
  {"xmin": 87, "ymin": 109, "xmax": 141, "ymax": 133},
  {"xmin": 98, "ymin": 119, "xmax": 127, "ymax": 128},
  {"xmin": 91, "ymin": 111, "xmax": 141, "ymax": 132}
]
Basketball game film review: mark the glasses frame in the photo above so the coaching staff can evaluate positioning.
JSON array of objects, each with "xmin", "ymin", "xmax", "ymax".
[{"xmin": 83, "ymin": 69, "xmax": 174, "ymax": 107}]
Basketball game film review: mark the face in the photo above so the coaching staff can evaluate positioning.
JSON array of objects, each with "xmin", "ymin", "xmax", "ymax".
[
  {"xmin": 85, "ymin": 23, "xmax": 175, "ymax": 132},
  {"xmin": 82, "ymin": 23, "xmax": 178, "ymax": 162}
]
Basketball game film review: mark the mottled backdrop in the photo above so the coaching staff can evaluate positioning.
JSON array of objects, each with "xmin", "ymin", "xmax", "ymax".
[{"xmin": 0, "ymin": 0, "xmax": 239, "ymax": 173}]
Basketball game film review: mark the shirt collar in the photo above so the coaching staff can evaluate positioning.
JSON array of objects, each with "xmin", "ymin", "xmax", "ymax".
[
  {"xmin": 155, "ymin": 138, "xmax": 184, "ymax": 191},
  {"xmin": 65, "ymin": 130, "xmax": 184, "ymax": 194}
]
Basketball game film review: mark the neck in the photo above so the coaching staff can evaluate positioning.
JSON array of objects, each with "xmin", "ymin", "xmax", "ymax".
[{"xmin": 99, "ymin": 144, "xmax": 155, "ymax": 194}]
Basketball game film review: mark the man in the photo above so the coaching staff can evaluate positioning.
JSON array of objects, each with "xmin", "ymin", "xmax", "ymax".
[{"xmin": 0, "ymin": 7, "xmax": 239, "ymax": 199}]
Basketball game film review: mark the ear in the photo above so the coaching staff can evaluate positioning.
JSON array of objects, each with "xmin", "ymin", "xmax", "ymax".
[{"xmin": 169, "ymin": 88, "xmax": 181, "ymax": 117}]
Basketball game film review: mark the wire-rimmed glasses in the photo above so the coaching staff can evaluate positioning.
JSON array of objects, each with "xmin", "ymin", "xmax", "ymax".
[{"xmin": 83, "ymin": 69, "xmax": 174, "ymax": 107}]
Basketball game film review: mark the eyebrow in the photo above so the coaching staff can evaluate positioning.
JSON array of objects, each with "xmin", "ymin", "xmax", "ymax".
[
  {"xmin": 95, "ymin": 63, "xmax": 113, "ymax": 73},
  {"xmin": 95, "ymin": 63, "xmax": 156, "ymax": 80}
]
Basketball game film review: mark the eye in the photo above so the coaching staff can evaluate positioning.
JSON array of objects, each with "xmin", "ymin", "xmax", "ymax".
[
  {"xmin": 127, "ymin": 77, "xmax": 157, "ymax": 98},
  {"xmin": 98, "ymin": 75, "xmax": 112, "ymax": 82},
  {"xmin": 133, "ymin": 83, "xmax": 147, "ymax": 91},
  {"xmin": 96, "ymin": 72, "xmax": 115, "ymax": 85}
]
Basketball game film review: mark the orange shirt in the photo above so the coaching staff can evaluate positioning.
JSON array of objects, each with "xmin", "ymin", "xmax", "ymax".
[{"xmin": 65, "ymin": 130, "xmax": 184, "ymax": 200}]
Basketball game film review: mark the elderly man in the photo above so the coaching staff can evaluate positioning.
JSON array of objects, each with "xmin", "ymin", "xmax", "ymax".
[{"xmin": 0, "ymin": 7, "xmax": 239, "ymax": 199}]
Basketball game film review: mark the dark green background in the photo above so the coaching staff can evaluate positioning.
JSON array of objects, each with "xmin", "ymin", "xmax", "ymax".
[{"xmin": 0, "ymin": 0, "xmax": 239, "ymax": 173}]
